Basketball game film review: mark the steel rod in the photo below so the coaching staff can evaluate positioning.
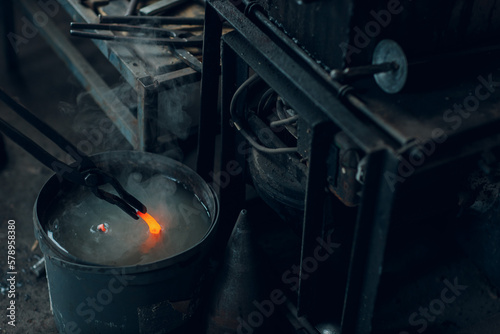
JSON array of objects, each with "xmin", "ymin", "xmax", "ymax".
[
  {"xmin": 99, "ymin": 14, "xmax": 204, "ymax": 26},
  {"xmin": 70, "ymin": 30, "xmax": 203, "ymax": 46},
  {"xmin": 270, "ymin": 115, "xmax": 299, "ymax": 128},
  {"xmin": 70, "ymin": 22, "xmax": 179, "ymax": 37},
  {"xmin": 330, "ymin": 62, "xmax": 399, "ymax": 82},
  {"xmin": 138, "ymin": 0, "xmax": 189, "ymax": 16}
]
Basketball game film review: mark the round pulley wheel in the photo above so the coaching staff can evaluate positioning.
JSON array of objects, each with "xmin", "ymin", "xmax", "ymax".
[{"xmin": 372, "ymin": 39, "xmax": 408, "ymax": 94}]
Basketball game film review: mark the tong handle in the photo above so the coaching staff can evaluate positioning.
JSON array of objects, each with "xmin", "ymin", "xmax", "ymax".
[
  {"xmin": 0, "ymin": 116, "xmax": 84, "ymax": 182},
  {"xmin": 86, "ymin": 169, "xmax": 147, "ymax": 218},
  {"xmin": 0, "ymin": 88, "xmax": 95, "ymax": 172},
  {"xmin": 0, "ymin": 88, "xmax": 93, "ymax": 185},
  {"xmin": 0, "ymin": 88, "xmax": 147, "ymax": 218}
]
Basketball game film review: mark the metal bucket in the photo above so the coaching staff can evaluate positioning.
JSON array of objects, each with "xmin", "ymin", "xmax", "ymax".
[{"xmin": 33, "ymin": 151, "xmax": 219, "ymax": 334}]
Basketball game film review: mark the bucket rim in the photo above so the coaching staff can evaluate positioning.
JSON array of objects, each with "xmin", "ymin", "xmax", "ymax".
[{"xmin": 33, "ymin": 150, "xmax": 220, "ymax": 274}]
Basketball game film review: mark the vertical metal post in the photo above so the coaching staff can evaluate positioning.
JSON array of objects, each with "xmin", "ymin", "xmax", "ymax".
[
  {"xmin": 341, "ymin": 149, "xmax": 399, "ymax": 334},
  {"xmin": 215, "ymin": 39, "xmax": 248, "ymax": 253},
  {"xmin": 297, "ymin": 120, "xmax": 335, "ymax": 316},
  {"xmin": 196, "ymin": 3, "xmax": 223, "ymax": 180},
  {"xmin": 137, "ymin": 77, "xmax": 158, "ymax": 152}
]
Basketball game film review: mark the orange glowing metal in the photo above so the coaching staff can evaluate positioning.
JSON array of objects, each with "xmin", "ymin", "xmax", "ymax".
[
  {"xmin": 137, "ymin": 211, "xmax": 161, "ymax": 234},
  {"xmin": 97, "ymin": 223, "xmax": 106, "ymax": 232}
]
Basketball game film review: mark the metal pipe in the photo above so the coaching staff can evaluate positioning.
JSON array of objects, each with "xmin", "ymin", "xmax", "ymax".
[
  {"xmin": 99, "ymin": 15, "xmax": 204, "ymax": 26},
  {"xmin": 270, "ymin": 115, "xmax": 299, "ymax": 128},
  {"xmin": 70, "ymin": 22, "xmax": 179, "ymax": 37},
  {"xmin": 229, "ymin": 74, "xmax": 298, "ymax": 154},
  {"xmin": 330, "ymin": 62, "xmax": 399, "ymax": 82},
  {"xmin": 69, "ymin": 30, "xmax": 203, "ymax": 46}
]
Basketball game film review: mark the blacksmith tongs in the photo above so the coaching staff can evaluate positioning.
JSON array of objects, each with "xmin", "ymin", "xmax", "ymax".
[{"xmin": 0, "ymin": 87, "xmax": 147, "ymax": 219}]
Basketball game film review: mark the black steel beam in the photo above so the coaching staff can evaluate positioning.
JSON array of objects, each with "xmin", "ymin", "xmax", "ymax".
[
  {"xmin": 207, "ymin": 2, "xmax": 402, "ymax": 332},
  {"xmin": 341, "ymin": 149, "xmax": 399, "ymax": 334},
  {"xmin": 211, "ymin": 0, "xmax": 397, "ymax": 154},
  {"xmin": 196, "ymin": 3, "xmax": 223, "ymax": 181},
  {"xmin": 215, "ymin": 39, "xmax": 249, "ymax": 254},
  {"xmin": 297, "ymin": 119, "xmax": 336, "ymax": 316}
]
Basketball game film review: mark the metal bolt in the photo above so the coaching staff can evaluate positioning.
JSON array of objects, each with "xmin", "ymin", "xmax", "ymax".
[
  {"xmin": 330, "ymin": 62, "xmax": 399, "ymax": 82},
  {"xmin": 409, "ymin": 147, "xmax": 425, "ymax": 162},
  {"xmin": 31, "ymin": 257, "xmax": 46, "ymax": 278}
]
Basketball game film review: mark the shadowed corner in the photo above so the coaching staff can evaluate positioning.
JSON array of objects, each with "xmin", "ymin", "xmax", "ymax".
[{"xmin": 205, "ymin": 209, "xmax": 274, "ymax": 334}]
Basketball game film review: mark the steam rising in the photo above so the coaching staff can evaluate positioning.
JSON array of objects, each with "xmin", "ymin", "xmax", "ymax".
[
  {"xmin": 158, "ymin": 84, "xmax": 195, "ymax": 140},
  {"xmin": 46, "ymin": 66, "xmax": 205, "ymax": 266},
  {"xmin": 57, "ymin": 74, "xmax": 200, "ymax": 164},
  {"xmin": 46, "ymin": 172, "xmax": 211, "ymax": 266}
]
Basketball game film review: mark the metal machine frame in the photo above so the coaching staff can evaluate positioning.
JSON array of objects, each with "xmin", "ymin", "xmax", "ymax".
[
  {"xmin": 197, "ymin": 0, "xmax": 500, "ymax": 332},
  {"xmin": 5, "ymin": 0, "xmax": 200, "ymax": 151},
  {"xmin": 197, "ymin": 1, "xmax": 399, "ymax": 332}
]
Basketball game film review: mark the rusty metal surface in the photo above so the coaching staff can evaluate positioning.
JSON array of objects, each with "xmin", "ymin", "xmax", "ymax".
[
  {"xmin": 20, "ymin": 0, "xmax": 140, "ymax": 148},
  {"xmin": 57, "ymin": 0, "xmax": 150, "ymax": 87},
  {"xmin": 25, "ymin": 0, "xmax": 204, "ymax": 152},
  {"xmin": 258, "ymin": 0, "xmax": 500, "ymax": 69},
  {"xmin": 257, "ymin": 0, "xmax": 352, "ymax": 69},
  {"xmin": 97, "ymin": 0, "xmax": 189, "ymax": 76},
  {"xmin": 328, "ymin": 132, "xmax": 362, "ymax": 207},
  {"xmin": 354, "ymin": 57, "xmax": 500, "ymax": 145}
]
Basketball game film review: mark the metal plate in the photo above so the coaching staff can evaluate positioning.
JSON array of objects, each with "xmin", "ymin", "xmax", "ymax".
[{"xmin": 372, "ymin": 39, "xmax": 407, "ymax": 94}]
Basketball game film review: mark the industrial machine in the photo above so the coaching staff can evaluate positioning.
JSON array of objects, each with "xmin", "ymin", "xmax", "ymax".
[
  {"xmin": 197, "ymin": 0, "xmax": 500, "ymax": 333},
  {"xmin": 4, "ymin": 0, "xmax": 500, "ymax": 333}
]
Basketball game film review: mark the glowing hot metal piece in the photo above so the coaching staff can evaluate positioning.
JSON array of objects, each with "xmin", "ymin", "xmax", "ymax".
[
  {"xmin": 137, "ymin": 211, "xmax": 162, "ymax": 234},
  {"xmin": 97, "ymin": 223, "xmax": 107, "ymax": 232}
]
